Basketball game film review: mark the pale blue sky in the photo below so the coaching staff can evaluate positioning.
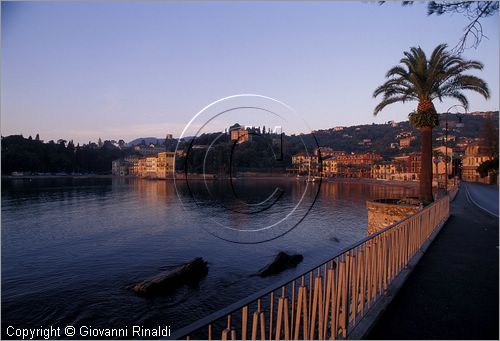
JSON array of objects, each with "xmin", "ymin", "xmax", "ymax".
[{"xmin": 2, "ymin": 1, "xmax": 498, "ymax": 144}]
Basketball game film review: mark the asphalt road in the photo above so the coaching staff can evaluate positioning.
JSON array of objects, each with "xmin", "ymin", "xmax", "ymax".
[
  {"xmin": 464, "ymin": 181, "xmax": 499, "ymax": 217},
  {"xmin": 367, "ymin": 186, "xmax": 499, "ymax": 340}
]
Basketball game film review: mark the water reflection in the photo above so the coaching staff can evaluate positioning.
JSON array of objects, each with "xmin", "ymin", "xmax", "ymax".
[{"xmin": 2, "ymin": 177, "xmax": 416, "ymax": 338}]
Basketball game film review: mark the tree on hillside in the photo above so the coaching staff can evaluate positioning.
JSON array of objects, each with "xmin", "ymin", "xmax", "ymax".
[
  {"xmin": 477, "ymin": 158, "xmax": 498, "ymax": 181},
  {"xmin": 373, "ymin": 44, "xmax": 490, "ymax": 202}
]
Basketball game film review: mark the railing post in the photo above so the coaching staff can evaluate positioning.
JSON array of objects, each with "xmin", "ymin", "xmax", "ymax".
[{"xmin": 173, "ymin": 196, "xmax": 453, "ymax": 341}]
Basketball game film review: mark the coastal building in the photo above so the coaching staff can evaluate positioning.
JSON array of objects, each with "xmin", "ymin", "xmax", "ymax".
[
  {"xmin": 321, "ymin": 157, "xmax": 339, "ymax": 177},
  {"xmin": 117, "ymin": 151, "xmax": 176, "ymax": 179},
  {"xmin": 381, "ymin": 153, "xmax": 421, "ymax": 181},
  {"xmin": 112, "ymin": 160, "xmax": 129, "ymax": 176},
  {"xmin": 144, "ymin": 157, "xmax": 158, "ymax": 178},
  {"xmin": 462, "ymin": 143, "xmax": 493, "ymax": 183},
  {"xmin": 112, "ymin": 156, "xmax": 142, "ymax": 176},
  {"xmin": 138, "ymin": 159, "xmax": 147, "ymax": 177},
  {"xmin": 229, "ymin": 123, "xmax": 251, "ymax": 144},
  {"xmin": 372, "ymin": 157, "xmax": 418, "ymax": 181},
  {"xmin": 292, "ymin": 152, "xmax": 319, "ymax": 175},
  {"xmin": 314, "ymin": 152, "xmax": 382, "ymax": 178},
  {"xmin": 408, "ymin": 152, "xmax": 421, "ymax": 177},
  {"xmin": 394, "ymin": 151, "xmax": 448, "ymax": 182},
  {"xmin": 333, "ymin": 152, "xmax": 382, "ymax": 178},
  {"xmin": 371, "ymin": 161, "xmax": 396, "ymax": 180},
  {"xmin": 157, "ymin": 152, "xmax": 175, "ymax": 178}
]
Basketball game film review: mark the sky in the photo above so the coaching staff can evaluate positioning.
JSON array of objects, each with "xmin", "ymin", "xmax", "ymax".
[{"xmin": 1, "ymin": 1, "xmax": 499, "ymax": 144}]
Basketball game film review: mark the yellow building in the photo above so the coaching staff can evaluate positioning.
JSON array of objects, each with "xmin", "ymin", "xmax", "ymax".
[
  {"xmin": 321, "ymin": 157, "xmax": 338, "ymax": 177},
  {"xmin": 372, "ymin": 162, "xmax": 396, "ymax": 180},
  {"xmin": 462, "ymin": 143, "xmax": 492, "ymax": 183},
  {"xmin": 126, "ymin": 152, "xmax": 176, "ymax": 178},
  {"xmin": 292, "ymin": 152, "xmax": 318, "ymax": 174},
  {"xmin": 144, "ymin": 157, "xmax": 157, "ymax": 178},
  {"xmin": 157, "ymin": 152, "xmax": 175, "ymax": 178}
]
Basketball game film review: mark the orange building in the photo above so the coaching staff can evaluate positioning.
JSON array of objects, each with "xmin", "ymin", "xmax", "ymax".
[
  {"xmin": 229, "ymin": 123, "xmax": 251, "ymax": 144},
  {"xmin": 334, "ymin": 152, "xmax": 382, "ymax": 178}
]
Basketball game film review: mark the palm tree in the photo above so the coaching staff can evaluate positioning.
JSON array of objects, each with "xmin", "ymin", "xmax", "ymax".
[{"xmin": 373, "ymin": 44, "xmax": 490, "ymax": 201}]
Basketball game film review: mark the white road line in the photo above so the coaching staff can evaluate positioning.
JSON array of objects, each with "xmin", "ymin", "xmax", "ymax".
[{"xmin": 464, "ymin": 183, "xmax": 499, "ymax": 218}]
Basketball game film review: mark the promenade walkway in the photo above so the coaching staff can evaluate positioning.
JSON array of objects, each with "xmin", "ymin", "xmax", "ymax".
[{"xmin": 367, "ymin": 184, "xmax": 499, "ymax": 340}]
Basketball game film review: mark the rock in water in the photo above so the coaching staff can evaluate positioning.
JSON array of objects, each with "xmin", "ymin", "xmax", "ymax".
[
  {"xmin": 257, "ymin": 252, "xmax": 304, "ymax": 277},
  {"xmin": 132, "ymin": 257, "xmax": 208, "ymax": 295}
]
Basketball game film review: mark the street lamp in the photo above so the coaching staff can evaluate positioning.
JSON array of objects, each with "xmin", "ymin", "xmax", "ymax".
[
  {"xmin": 433, "ymin": 155, "xmax": 443, "ymax": 195},
  {"xmin": 445, "ymin": 104, "xmax": 467, "ymax": 191}
]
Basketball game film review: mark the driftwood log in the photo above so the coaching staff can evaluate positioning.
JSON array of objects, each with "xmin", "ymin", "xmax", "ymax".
[
  {"xmin": 257, "ymin": 251, "xmax": 303, "ymax": 277},
  {"xmin": 132, "ymin": 257, "xmax": 208, "ymax": 295}
]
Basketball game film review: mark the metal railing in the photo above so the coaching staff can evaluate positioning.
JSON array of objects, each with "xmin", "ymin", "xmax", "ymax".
[
  {"xmin": 173, "ymin": 193, "xmax": 454, "ymax": 340},
  {"xmin": 448, "ymin": 182, "xmax": 459, "ymax": 202}
]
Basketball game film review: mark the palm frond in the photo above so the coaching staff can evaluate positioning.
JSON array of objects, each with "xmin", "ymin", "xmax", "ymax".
[{"xmin": 373, "ymin": 44, "xmax": 490, "ymax": 116}]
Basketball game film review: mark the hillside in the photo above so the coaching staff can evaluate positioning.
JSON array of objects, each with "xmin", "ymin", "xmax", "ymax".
[{"xmin": 131, "ymin": 112, "xmax": 498, "ymax": 158}]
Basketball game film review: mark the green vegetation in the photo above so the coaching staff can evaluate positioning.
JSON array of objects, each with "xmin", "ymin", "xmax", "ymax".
[
  {"xmin": 1, "ymin": 135, "xmax": 130, "ymax": 175},
  {"xmin": 477, "ymin": 158, "xmax": 499, "ymax": 179},
  {"xmin": 178, "ymin": 132, "xmax": 291, "ymax": 174}
]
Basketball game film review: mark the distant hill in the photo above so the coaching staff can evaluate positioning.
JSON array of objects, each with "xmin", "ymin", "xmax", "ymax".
[
  {"xmin": 127, "ymin": 137, "xmax": 166, "ymax": 146},
  {"xmin": 295, "ymin": 112, "xmax": 498, "ymax": 155},
  {"xmin": 127, "ymin": 112, "xmax": 498, "ymax": 156},
  {"xmin": 127, "ymin": 136, "xmax": 196, "ymax": 147},
  {"xmin": 2, "ymin": 111, "xmax": 496, "ymax": 175}
]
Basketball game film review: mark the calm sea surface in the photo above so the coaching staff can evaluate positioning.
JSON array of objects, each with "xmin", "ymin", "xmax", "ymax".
[{"xmin": 1, "ymin": 177, "xmax": 416, "ymax": 337}]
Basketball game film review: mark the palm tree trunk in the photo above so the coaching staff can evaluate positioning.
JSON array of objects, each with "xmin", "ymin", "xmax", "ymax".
[{"xmin": 420, "ymin": 126, "xmax": 433, "ymax": 202}]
